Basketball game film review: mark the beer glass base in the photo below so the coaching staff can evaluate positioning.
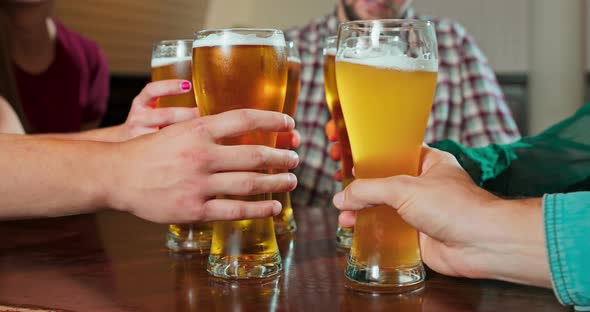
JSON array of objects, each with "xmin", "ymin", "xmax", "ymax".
[
  {"xmin": 336, "ymin": 226, "xmax": 354, "ymax": 249},
  {"xmin": 274, "ymin": 218, "xmax": 297, "ymax": 235},
  {"xmin": 207, "ymin": 253, "xmax": 282, "ymax": 279},
  {"xmin": 166, "ymin": 231, "xmax": 211, "ymax": 253},
  {"xmin": 344, "ymin": 256, "xmax": 426, "ymax": 293}
]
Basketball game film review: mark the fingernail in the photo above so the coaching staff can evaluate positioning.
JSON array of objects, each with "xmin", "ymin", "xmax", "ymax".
[
  {"xmin": 333, "ymin": 192, "xmax": 344, "ymax": 207},
  {"xmin": 283, "ymin": 114, "xmax": 294, "ymax": 128},
  {"xmin": 287, "ymin": 173, "xmax": 297, "ymax": 186},
  {"xmin": 288, "ymin": 151, "xmax": 299, "ymax": 163},
  {"xmin": 272, "ymin": 201, "xmax": 282, "ymax": 215},
  {"xmin": 181, "ymin": 81, "xmax": 191, "ymax": 90}
]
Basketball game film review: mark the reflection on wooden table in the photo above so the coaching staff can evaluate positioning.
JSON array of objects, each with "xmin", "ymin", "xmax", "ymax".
[{"xmin": 0, "ymin": 206, "xmax": 567, "ymax": 311}]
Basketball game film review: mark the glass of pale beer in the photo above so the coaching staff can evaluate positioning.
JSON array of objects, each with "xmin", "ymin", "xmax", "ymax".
[
  {"xmin": 323, "ymin": 36, "xmax": 355, "ymax": 249},
  {"xmin": 336, "ymin": 20, "xmax": 438, "ymax": 291},
  {"xmin": 192, "ymin": 29, "xmax": 288, "ymax": 279},
  {"xmin": 152, "ymin": 40, "xmax": 212, "ymax": 252},
  {"xmin": 273, "ymin": 41, "xmax": 301, "ymax": 235}
]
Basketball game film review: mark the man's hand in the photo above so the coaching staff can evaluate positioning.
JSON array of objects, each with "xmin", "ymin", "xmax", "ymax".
[
  {"xmin": 108, "ymin": 109, "xmax": 300, "ymax": 223},
  {"xmin": 333, "ymin": 146, "xmax": 549, "ymax": 287}
]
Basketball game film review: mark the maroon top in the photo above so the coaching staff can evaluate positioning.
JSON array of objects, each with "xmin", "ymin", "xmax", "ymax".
[{"xmin": 13, "ymin": 19, "xmax": 109, "ymax": 133}]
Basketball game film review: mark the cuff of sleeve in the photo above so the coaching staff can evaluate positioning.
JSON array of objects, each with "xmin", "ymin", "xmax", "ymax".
[{"xmin": 544, "ymin": 193, "xmax": 590, "ymax": 310}]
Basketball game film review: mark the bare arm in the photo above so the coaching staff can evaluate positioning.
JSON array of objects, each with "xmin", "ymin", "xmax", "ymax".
[
  {"xmin": 0, "ymin": 134, "xmax": 112, "ymax": 219},
  {"xmin": 0, "ymin": 109, "xmax": 299, "ymax": 223}
]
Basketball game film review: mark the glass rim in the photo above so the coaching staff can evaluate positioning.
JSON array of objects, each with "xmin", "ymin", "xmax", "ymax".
[
  {"xmin": 153, "ymin": 39, "xmax": 193, "ymax": 47},
  {"xmin": 194, "ymin": 28, "xmax": 284, "ymax": 37},
  {"xmin": 339, "ymin": 19, "xmax": 434, "ymax": 31}
]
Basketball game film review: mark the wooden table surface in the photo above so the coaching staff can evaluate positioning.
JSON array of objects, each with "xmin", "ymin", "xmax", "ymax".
[{"xmin": 0, "ymin": 205, "xmax": 569, "ymax": 312}]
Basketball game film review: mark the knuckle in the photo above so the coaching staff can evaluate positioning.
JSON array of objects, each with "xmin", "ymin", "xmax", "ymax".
[
  {"xmin": 238, "ymin": 110, "xmax": 257, "ymax": 129},
  {"xmin": 391, "ymin": 175, "xmax": 415, "ymax": 189},
  {"xmin": 242, "ymin": 176, "xmax": 258, "ymax": 194},
  {"xmin": 142, "ymin": 84, "xmax": 158, "ymax": 99},
  {"xmin": 194, "ymin": 202, "xmax": 210, "ymax": 221},
  {"xmin": 191, "ymin": 119, "xmax": 211, "ymax": 138},
  {"xmin": 251, "ymin": 147, "xmax": 268, "ymax": 167},
  {"xmin": 229, "ymin": 204, "xmax": 247, "ymax": 220},
  {"xmin": 178, "ymin": 147, "xmax": 213, "ymax": 171}
]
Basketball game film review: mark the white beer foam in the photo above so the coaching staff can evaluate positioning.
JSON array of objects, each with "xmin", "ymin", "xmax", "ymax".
[
  {"xmin": 341, "ymin": 55, "xmax": 437, "ymax": 72},
  {"xmin": 193, "ymin": 31, "xmax": 285, "ymax": 48},
  {"xmin": 325, "ymin": 48, "xmax": 337, "ymax": 56},
  {"xmin": 288, "ymin": 56, "xmax": 301, "ymax": 63},
  {"xmin": 151, "ymin": 56, "xmax": 192, "ymax": 68}
]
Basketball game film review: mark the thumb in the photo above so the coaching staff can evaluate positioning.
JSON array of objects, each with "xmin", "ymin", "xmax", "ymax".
[{"xmin": 333, "ymin": 175, "xmax": 418, "ymax": 211}]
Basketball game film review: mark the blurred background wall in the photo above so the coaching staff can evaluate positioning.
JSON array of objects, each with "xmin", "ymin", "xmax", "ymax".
[{"xmin": 55, "ymin": 0, "xmax": 588, "ymax": 136}]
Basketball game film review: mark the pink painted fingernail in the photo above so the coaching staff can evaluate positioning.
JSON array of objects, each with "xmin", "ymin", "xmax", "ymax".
[{"xmin": 181, "ymin": 81, "xmax": 191, "ymax": 90}]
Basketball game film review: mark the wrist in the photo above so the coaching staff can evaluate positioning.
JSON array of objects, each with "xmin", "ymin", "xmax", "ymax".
[
  {"xmin": 98, "ymin": 141, "xmax": 130, "ymax": 212},
  {"xmin": 110, "ymin": 124, "xmax": 128, "ymax": 142},
  {"xmin": 75, "ymin": 141, "xmax": 117, "ymax": 211},
  {"xmin": 469, "ymin": 197, "xmax": 550, "ymax": 287}
]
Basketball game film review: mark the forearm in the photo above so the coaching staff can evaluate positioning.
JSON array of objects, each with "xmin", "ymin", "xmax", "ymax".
[
  {"xmin": 472, "ymin": 197, "xmax": 551, "ymax": 288},
  {"xmin": 34, "ymin": 125, "xmax": 125, "ymax": 142},
  {"xmin": 0, "ymin": 134, "xmax": 115, "ymax": 219}
]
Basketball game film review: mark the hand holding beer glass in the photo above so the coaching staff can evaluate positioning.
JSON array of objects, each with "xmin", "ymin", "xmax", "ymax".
[
  {"xmin": 323, "ymin": 36, "xmax": 355, "ymax": 249},
  {"xmin": 151, "ymin": 40, "xmax": 213, "ymax": 252},
  {"xmin": 192, "ymin": 29, "xmax": 288, "ymax": 279},
  {"xmin": 273, "ymin": 41, "xmax": 301, "ymax": 235},
  {"xmin": 336, "ymin": 20, "xmax": 438, "ymax": 291}
]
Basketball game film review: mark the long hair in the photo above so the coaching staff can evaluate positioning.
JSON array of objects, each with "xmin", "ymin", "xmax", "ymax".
[{"xmin": 0, "ymin": 11, "xmax": 31, "ymax": 132}]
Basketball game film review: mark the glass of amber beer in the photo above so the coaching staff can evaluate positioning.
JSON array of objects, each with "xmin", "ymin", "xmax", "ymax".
[
  {"xmin": 192, "ymin": 29, "xmax": 288, "ymax": 279},
  {"xmin": 323, "ymin": 36, "xmax": 355, "ymax": 249},
  {"xmin": 273, "ymin": 41, "xmax": 301, "ymax": 235},
  {"xmin": 152, "ymin": 40, "xmax": 212, "ymax": 252},
  {"xmin": 336, "ymin": 20, "xmax": 438, "ymax": 291}
]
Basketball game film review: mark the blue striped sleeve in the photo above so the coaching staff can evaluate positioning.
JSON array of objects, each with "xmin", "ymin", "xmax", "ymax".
[{"xmin": 544, "ymin": 192, "xmax": 590, "ymax": 311}]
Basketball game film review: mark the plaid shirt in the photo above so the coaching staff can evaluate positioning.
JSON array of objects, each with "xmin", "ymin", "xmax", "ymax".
[{"xmin": 285, "ymin": 8, "xmax": 521, "ymax": 208}]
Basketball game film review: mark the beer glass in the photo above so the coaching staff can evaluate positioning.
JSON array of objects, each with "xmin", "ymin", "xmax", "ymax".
[
  {"xmin": 323, "ymin": 36, "xmax": 355, "ymax": 249},
  {"xmin": 273, "ymin": 41, "xmax": 301, "ymax": 235},
  {"xmin": 336, "ymin": 20, "xmax": 438, "ymax": 291},
  {"xmin": 152, "ymin": 40, "xmax": 212, "ymax": 252},
  {"xmin": 192, "ymin": 29, "xmax": 288, "ymax": 279}
]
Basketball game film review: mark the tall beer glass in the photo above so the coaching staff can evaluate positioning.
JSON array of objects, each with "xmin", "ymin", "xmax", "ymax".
[
  {"xmin": 192, "ymin": 29, "xmax": 288, "ymax": 279},
  {"xmin": 323, "ymin": 36, "xmax": 355, "ymax": 249},
  {"xmin": 152, "ymin": 40, "xmax": 212, "ymax": 252},
  {"xmin": 336, "ymin": 20, "xmax": 438, "ymax": 291},
  {"xmin": 273, "ymin": 41, "xmax": 301, "ymax": 235}
]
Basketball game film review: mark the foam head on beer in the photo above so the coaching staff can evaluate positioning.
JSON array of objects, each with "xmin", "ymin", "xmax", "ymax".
[
  {"xmin": 338, "ymin": 37, "xmax": 438, "ymax": 72},
  {"xmin": 193, "ymin": 31, "xmax": 286, "ymax": 48},
  {"xmin": 151, "ymin": 56, "xmax": 192, "ymax": 68},
  {"xmin": 325, "ymin": 47, "xmax": 337, "ymax": 57}
]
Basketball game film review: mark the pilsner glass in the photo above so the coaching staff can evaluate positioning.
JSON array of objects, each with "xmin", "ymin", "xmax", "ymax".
[
  {"xmin": 336, "ymin": 20, "xmax": 438, "ymax": 291},
  {"xmin": 192, "ymin": 29, "xmax": 288, "ymax": 279},
  {"xmin": 152, "ymin": 40, "xmax": 212, "ymax": 252},
  {"xmin": 323, "ymin": 36, "xmax": 355, "ymax": 249},
  {"xmin": 273, "ymin": 41, "xmax": 301, "ymax": 235}
]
